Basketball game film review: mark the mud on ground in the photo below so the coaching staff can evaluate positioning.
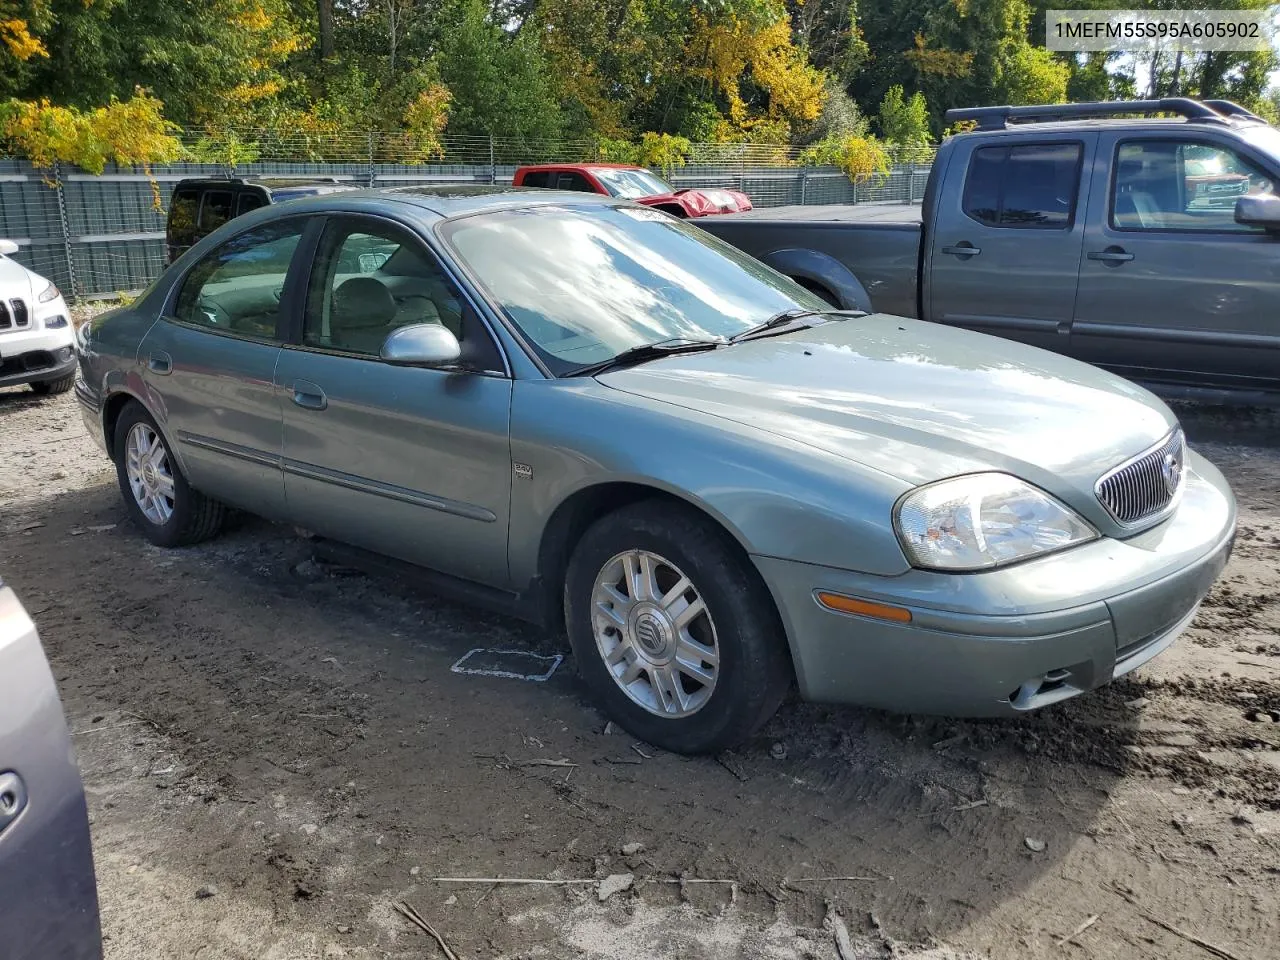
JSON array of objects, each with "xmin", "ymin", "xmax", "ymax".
[{"xmin": 1, "ymin": 388, "xmax": 1277, "ymax": 960}]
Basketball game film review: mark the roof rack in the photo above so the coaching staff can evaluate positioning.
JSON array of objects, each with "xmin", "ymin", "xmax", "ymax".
[
  {"xmin": 943, "ymin": 98, "xmax": 1231, "ymax": 131},
  {"xmin": 1203, "ymin": 99, "xmax": 1264, "ymax": 121}
]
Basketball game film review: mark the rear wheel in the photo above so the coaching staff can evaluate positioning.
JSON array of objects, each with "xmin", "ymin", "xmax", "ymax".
[
  {"xmin": 113, "ymin": 401, "xmax": 226, "ymax": 547},
  {"xmin": 30, "ymin": 374, "xmax": 75, "ymax": 395},
  {"xmin": 564, "ymin": 500, "xmax": 791, "ymax": 754},
  {"xmin": 796, "ymin": 278, "xmax": 840, "ymax": 308}
]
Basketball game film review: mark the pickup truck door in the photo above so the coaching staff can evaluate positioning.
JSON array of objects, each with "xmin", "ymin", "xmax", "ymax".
[
  {"xmin": 927, "ymin": 132, "xmax": 1096, "ymax": 353},
  {"xmin": 1071, "ymin": 130, "xmax": 1280, "ymax": 394}
]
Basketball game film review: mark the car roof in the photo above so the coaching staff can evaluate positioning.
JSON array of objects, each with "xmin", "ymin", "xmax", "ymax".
[
  {"xmin": 262, "ymin": 185, "xmax": 621, "ymax": 220},
  {"xmin": 517, "ymin": 163, "xmax": 644, "ymax": 172}
]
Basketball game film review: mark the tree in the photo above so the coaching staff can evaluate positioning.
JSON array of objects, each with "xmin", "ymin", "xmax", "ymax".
[
  {"xmin": 877, "ymin": 84, "xmax": 929, "ymax": 145},
  {"xmin": 435, "ymin": 0, "xmax": 563, "ymax": 141}
]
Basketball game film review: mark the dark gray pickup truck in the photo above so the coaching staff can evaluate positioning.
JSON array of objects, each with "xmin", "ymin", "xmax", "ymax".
[{"xmin": 700, "ymin": 98, "xmax": 1280, "ymax": 402}]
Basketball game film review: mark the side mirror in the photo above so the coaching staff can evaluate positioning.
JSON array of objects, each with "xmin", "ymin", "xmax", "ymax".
[
  {"xmin": 1234, "ymin": 194, "xmax": 1280, "ymax": 231},
  {"xmin": 0, "ymin": 239, "xmax": 18, "ymax": 256},
  {"xmin": 379, "ymin": 323, "xmax": 461, "ymax": 368}
]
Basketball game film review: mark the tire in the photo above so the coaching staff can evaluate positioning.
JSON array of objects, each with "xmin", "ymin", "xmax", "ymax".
[
  {"xmin": 112, "ymin": 401, "xmax": 226, "ymax": 548},
  {"xmin": 564, "ymin": 499, "xmax": 791, "ymax": 754},
  {"xmin": 30, "ymin": 374, "xmax": 75, "ymax": 395}
]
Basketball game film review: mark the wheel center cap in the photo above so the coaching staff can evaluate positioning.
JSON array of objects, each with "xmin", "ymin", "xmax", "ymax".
[{"xmin": 629, "ymin": 604, "xmax": 674, "ymax": 660}]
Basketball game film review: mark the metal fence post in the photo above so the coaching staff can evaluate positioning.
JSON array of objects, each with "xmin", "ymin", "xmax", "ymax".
[
  {"xmin": 367, "ymin": 132, "xmax": 376, "ymax": 187},
  {"xmin": 52, "ymin": 161, "xmax": 80, "ymax": 302},
  {"xmin": 489, "ymin": 135, "xmax": 496, "ymax": 184},
  {"xmin": 907, "ymin": 162, "xmax": 915, "ymax": 203},
  {"xmin": 799, "ymin": 169, "xmax": 807, "ymax": 205}
]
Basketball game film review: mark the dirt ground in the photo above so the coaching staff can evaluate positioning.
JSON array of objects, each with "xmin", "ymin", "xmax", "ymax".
[{"xmin": 1, "ymin": 386, "xmax": 1277, "ymax": 960}]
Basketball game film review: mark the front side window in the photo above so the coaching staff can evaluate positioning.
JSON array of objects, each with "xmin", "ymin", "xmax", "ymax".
[
  {"xmin": 303, "ymin": 218, "xmax": 499, "ymax": 369},
  {"xmin": 963, "ymin": 142, "xmax": 1082, "ymax": 228},
  {"xmin": 173, "ymin": 220, "xmax": 304, "ymax": 338},
  {"xmin": 200, "ymin": 191, "xmax": 233, "ymax": 231},
  {"xmin": 1111, "ymin": 139, "xmax": 1276, "ymax": 232},
  {"xmin": 593, "ymin": 168, "xmax": 675, "ymax": 199},
  {"xmin": 440, "ymin": 204, "xmax": 830, "ymax": 375},
  {"xmin": 237, "ymin": 192, "xmax": 267, "ymax": 216}
]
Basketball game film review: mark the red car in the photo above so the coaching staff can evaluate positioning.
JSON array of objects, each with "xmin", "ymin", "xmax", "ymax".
[{"xmin": 512, "ymin": 164, "xmax": 752, "ymax": 217}]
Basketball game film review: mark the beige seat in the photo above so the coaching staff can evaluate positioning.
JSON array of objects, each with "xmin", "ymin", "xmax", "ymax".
[{"xmin": 331, "ymin": 277, "xmax": 396, "ymax": 354}]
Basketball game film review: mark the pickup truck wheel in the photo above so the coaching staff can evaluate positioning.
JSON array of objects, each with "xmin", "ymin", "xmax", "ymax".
[
  {"xmin": 113, "ymin": 401, "xmax": 226, "ymax": 548},
  {"xmin": 30, "ymin": 374, "xmax": 75, "ymax": 395},
  {"xmin": 564, "ymin": 500, "xmax": 791, "ymax": 754}
]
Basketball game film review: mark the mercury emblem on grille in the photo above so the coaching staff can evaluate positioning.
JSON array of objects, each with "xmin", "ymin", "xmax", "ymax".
[{"xmin": 1161, "ymin": 449, "xmax": 1182, "ymax": 496}]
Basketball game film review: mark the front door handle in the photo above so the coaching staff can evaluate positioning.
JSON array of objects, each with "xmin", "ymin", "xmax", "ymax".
[
  {"xmin": 941, "ymin": 242, "xmax": 981, "ymax": 258},
  {"xmin": 147, "ymin": 351, "xmax": 172, "ymax": 375},
  {"xmin": 291, "ymin": 380, "xmax": 327, "ymax": 411},
  {"xmin": 1087, "ymin": 246, "xmax": 1135, "ymax": 265},
  {"xmin": 0, "ymin": 771, "xmax": 28, "ymax": 837}
]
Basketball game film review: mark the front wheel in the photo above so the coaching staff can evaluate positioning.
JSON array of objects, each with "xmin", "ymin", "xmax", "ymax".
[
  {"xmin": 564, "ymin": 500, "xmax": 792, "ymax": 754},
  {"xmin": 113, "ymin": 401, "xmax": 226, "ymax": 547}
]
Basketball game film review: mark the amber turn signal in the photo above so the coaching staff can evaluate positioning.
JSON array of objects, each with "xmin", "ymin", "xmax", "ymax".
[{"xmin": 815, "ymin": 592, "xmax": 912, "ymax": 623}]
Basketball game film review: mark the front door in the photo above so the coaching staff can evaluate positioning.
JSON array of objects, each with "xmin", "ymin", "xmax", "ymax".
[
  {"xmin": 138, "ymin": 217, "xmax": 310, "ymax": 518},
  {"xmin": 928, "ymin": 135, "xmax": 1095, "ymax": 353},
  {"xmin": 1071, "ymin": 132, "xmax": 1280, "ymax": 393},
  {"xmin": 276, "ymin": 215, "xmax": 514, "ymax": 588}
]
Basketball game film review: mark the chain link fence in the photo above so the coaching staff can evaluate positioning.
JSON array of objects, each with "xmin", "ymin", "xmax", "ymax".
[{"xmin": 1, "ymin": 135, "xmax": 934, "ymax": 300}]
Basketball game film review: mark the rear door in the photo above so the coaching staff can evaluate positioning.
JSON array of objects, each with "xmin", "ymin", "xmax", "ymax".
[
  {"xmin": 136, "ymin": 216, "xmax": 312, "ymax": 518},
  {"xmin": 275, "ymin": 214, "xmax": 514, "ymax": 587},
  {"xmin": 927, "ymin": 133, "xmax": 1096, "ymax": 353},
  {"xmin": 0, "ymin": 584, "xmax": 101, "ymax": 960},
  {"xmin": 1071, "ymin": 130, "xmax": 1280, "ymax": 393}
]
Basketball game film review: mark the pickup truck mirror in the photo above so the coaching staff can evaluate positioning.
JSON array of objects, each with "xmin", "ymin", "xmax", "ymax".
[{"xmin": 1234, "ymin": 194, "xmax": 1280, "ymax": 231}]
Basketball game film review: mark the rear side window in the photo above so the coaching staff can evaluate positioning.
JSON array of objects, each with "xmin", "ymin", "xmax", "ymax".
[
  {"xmin": 174, "ymin": 220, "xmax": 304, "ymax": 339},
  {"xmin": 200, "ymin": 191, "xmax": 233, "ymax": 231},
  {"xmin": 963, "ymin": 143, "xmax": 1082, "ymax": 229},
  {"xmin": 520, "ymin": 171, "xmax": 550, "ymax": 188},
  {"xmin": 168, "ymin": 189, "xmax": 199, "ymax": 248},
  {"xmin": 555, "ymin": 173, "xmax": 595, "ymax": 192}
]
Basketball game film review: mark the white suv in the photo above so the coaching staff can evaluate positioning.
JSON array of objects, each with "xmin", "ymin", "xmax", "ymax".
[{"xmin": 0, "ymin": 240, "xmax": 76, "ymax": 396}]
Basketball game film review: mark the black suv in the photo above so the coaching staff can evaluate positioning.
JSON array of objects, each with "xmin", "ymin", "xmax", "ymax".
[{"xmin": 165, "ymin": 178, "xmax": 359, "ymax": 263}]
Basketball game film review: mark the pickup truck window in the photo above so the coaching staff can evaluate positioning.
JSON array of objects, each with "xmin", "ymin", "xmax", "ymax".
[
  {"xmin": 1111, "ymin": 140, "xmax": 1275, "ymax": 233},
  {"xmin": 962, "ymin": 142, "xmax": 1082, "ymax": 229},
  {"xmin": 555, "ymin": 172, "xmax": 595, "ymax": 192},
  {"xmin": 520, "ymin": 171, "xmax": 550, "ymax": 188}
]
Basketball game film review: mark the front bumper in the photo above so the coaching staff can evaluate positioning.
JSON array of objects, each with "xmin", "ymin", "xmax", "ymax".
[
  {"xmin": 754, "ymin": 450, "xmax": 1236, "ymax": 716},
  {"xmin": 0, "ymin": 346, "xmax": 76, "ymax": 388}
]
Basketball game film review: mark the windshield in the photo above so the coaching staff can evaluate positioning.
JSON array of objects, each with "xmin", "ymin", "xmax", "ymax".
[
  {"xmin": 593, "ymin": 168, "xmax": 676, "ymax": 199},
  {"xmin": 441, "ymin": 204, "xmax": 830, "ymax": 374},
  {"xmin": 1239, "ymin": 124, "xmax": 1280, "ymax": 169}
]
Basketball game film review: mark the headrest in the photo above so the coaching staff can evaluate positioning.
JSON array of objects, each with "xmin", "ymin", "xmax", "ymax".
[{"xmin": 333, "ymin": 276, "xmax": 396, "ymax": 328}]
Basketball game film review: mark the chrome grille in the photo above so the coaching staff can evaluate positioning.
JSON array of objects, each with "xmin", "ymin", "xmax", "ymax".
[{"xmin": 1096, "ymin": 429, "xmax": 1185, "ymax": 526}]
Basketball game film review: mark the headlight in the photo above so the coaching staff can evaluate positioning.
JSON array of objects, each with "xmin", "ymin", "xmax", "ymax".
[
  {"xmin": 37, "ymin": 281, "xmax": 61, "ymax": 303},
  {"xmin": 895, "ymin": 473, "xmax": 1096, "ymax": 571}
]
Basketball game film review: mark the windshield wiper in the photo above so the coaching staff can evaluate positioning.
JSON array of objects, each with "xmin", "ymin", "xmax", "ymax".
[
  {"xmin": 570, "ymin": 337, "xmax": 723, "ymax": 377},
  {"xmin": 729, "ymin": 308, "xmax": 865, "ymax": 343}
]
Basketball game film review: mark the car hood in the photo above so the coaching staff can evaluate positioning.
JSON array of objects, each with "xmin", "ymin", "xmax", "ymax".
[
  {"xmin": 636, "ymin": 189, "xmax": 752, "ymax": 216},
  {"xmin": 0, "ymin": 256, "xmax": 35, "ymax": 299},
  {"xmin": 597, "ymin": 315, "xmax": 1176, "ymax": 514}
]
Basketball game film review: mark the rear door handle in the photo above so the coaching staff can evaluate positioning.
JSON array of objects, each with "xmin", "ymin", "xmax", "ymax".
[
  {"xmin": 0, "ymin": 771, "xmax": 28, "ymax": 837},
  {"xmin": 941, "ymin": 243, "xmax": 981, "ymax": 258},
  {"xmin": 291, "ymin": 380, "xmax": 327, "ymax": 411},
  {"xmin": 147, "ymin": 351, "xmax": 172, "ymax": 375},
  {"xmin": 1087, "ymin": 247, "xmax": 1135, "ymax": 265}
]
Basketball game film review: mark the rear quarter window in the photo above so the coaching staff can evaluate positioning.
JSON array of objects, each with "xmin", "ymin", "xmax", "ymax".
[
  {"xmin": 519, "ymin": 171, "xmax": 550, "ymax": 188},
  {"xmin": 200, "ymin": 191, "xmax": 233, "ymax": 231},
  {"xmin": 168, "ymin": 189, "xmax": 199, "ymax": 246},
  {"xmin": 962, "ymin": 142, "xmax": 1082, "ymax": 229}
]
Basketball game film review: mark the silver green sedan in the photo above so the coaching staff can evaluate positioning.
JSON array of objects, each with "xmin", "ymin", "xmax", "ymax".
[{"xmin": 75, "ymin": 187, "xmax": 1236, "ymax": 754}]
